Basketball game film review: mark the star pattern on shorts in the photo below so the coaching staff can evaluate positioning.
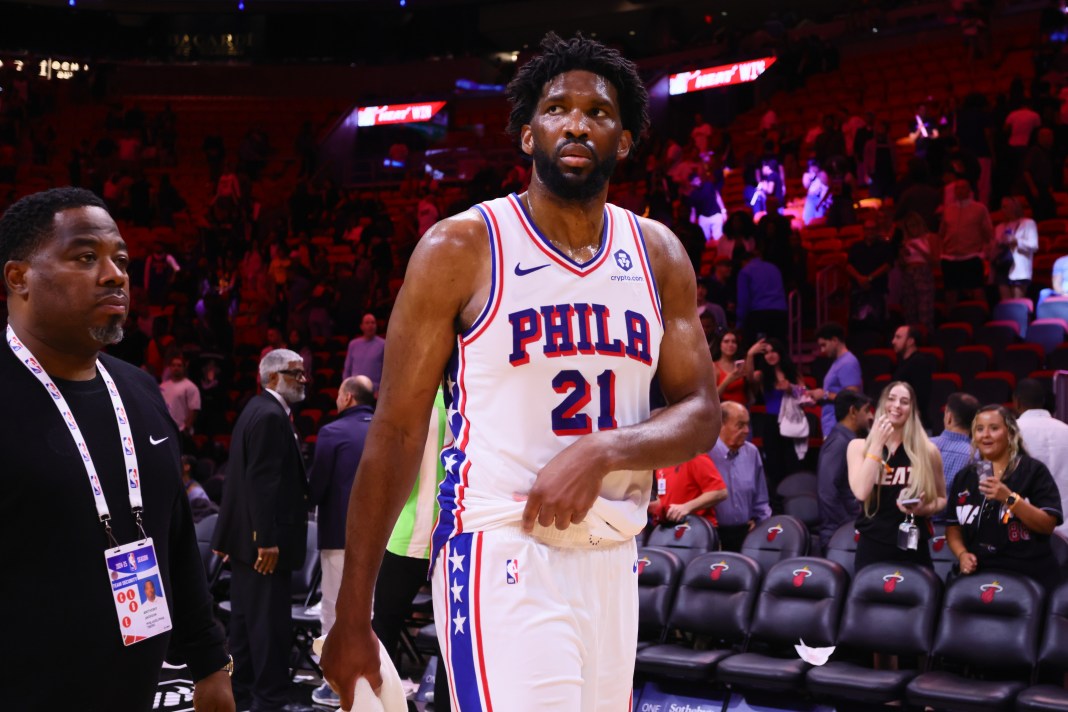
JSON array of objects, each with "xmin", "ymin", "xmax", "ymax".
[
  {"xmin": 449, "ymin": 549, "xmax": 465, "ymax": 573},
  {"xmin": 452, "ymin": 610, "xmax": 467, "ymax": 635},
  {"xmin": 451, "ymin": 578, "xmax": 464, "ymax": 603}
]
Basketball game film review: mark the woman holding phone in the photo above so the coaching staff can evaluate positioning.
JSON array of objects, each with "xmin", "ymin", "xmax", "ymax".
[
  {"xmin": 847, "ymin": 381, "xmax": 946, "ymax": 571},
  {"xmin": 748, "ymin": 337, "xmax": 808, "ymax": 485},
  {"xmin": 712, "ymin": 329, "xmax": 748, "ymax": 405},
  {"xmin": 945, "ymin": 405, "xmax": 1063, "ymax": 590}
]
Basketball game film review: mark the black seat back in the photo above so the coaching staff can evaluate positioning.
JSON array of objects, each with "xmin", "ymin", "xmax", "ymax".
[
  {"xmin": 645, "ymin": 515, "xmax": 719, "ymax": 564},
  {"xmin": 931, "ymin": 572, "xmax": 1044, "ymax": 673},
  {"xmin": 1038, "ymin": 582, "xmax": 1068, "ymax": 672},
  {"xmin": 927, "ymin": 524, "xmax": 957, "ymax": 582},
  {"xmin": 838, "ymin": 562, "xmax": 941, "ymax": 656},
  {"xmin": 825, "ymin": 523, "xmax": 859, "ymax": 579},
  {"xmin": 194, "ymin": 513, "xmax": 221, "ymax": 582},
  {"xmin": 776, "ymin": 471, "xmax": 818, "ymax": 499},
  {"xmin": 741, "ymin": 515, "xmax": 811, "ymax": 573},
  {"xmin": 668, "ymin": 552, "xmax": 762, "ymax": 642},
  {"xmin": 291, "ymin": 521, "xmax": 320, "ymax": 604},
  {"xmin": 637, "ymin": 547, "xmax": 684, "ymax": 643},
  {"xmin": 748, "ymin": 556, "xmax": 847, "ymax": 648}
]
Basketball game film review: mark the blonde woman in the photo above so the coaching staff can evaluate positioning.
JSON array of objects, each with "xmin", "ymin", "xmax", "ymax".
[
  {"xmin": 847, "ymin": 381, "xmax": 947, "ymax": 571},
  {"xmin": 945, "ymin": 405, "xmax": 1063, "ymax": 591}
]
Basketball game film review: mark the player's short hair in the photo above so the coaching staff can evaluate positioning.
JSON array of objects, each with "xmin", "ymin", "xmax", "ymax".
[
  {"xmin": 506, "ymin": 32, "xmax": 650, "ymax": 153},
  {"xmin": 0, "ymin": 187, "xmax": 108, "ymax": 268}
]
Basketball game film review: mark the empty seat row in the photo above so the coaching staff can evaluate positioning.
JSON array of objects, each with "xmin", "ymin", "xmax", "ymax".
[{"xmin": 636, "ymin": 550, "xmax": 1068, "ymax": 710}]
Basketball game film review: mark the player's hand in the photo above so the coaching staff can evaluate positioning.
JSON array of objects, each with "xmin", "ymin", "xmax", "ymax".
[
  {"xmin": 193, "ymin": 670, "xmax": 235, "ymax": 712},
  {"xmin": 254, "ymin": 546, "xmax": 279, "ymax": 575},
  {"xmin": 321, "ymin": 620, "xmax": 384, "ymax": 711},
  {"xmin": 522, "ymin": 439, "xmax": 604, "ymax": 532}
]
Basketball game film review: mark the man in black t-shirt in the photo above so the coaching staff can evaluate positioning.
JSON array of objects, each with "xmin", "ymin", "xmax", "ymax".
[
  {"xmin": 0, "ymin": 187, "xmax": 233, "ymax": 711},
  {"xmin": 891, "ymin": 324, "xmax": 933, "ymax": 428}
]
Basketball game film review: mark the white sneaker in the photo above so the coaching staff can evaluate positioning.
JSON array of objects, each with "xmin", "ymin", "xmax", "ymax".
[{"xmin": 311, "ymin": 682, "xmax": 340, "ymax": 706}]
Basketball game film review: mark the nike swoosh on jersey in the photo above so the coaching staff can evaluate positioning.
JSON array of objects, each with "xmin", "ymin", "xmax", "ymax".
[
  {"xmin": 149, "ymin": 436, "xmax": 169, "ymax": 445},
  {"xmin": 514, "ymin": 263, "xmax": 550, "ymax": 276}
]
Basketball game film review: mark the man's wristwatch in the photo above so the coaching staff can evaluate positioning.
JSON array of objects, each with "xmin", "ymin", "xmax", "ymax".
[{"xmin": 222, "ymin": 654, "xmax": 234, "ymax": 677}]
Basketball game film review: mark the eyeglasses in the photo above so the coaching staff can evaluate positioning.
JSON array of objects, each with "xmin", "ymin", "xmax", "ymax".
[{"xmin": 277, "ymin": 369, "xmax": 308, "ymax": 381}]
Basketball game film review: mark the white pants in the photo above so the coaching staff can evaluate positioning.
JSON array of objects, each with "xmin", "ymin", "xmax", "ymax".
[
  {"xmin": 319, "ymin": 549, "xmax": 345, "ymax": 637},
  {"xmin": 432, "ymin": 526, "xmax": 638, "ymax": 712},
  {"xmin": 697, "ymin": 213, "xmax": 725, "ymax": 241}
]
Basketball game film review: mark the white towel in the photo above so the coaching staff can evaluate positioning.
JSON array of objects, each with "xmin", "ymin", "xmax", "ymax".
[{"xmin": 311, "ymin": 635, "xmax": 408, "ymax": 712}]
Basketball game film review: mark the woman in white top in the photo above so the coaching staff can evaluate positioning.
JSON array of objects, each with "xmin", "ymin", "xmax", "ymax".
[
  {"xmin": 802, "ymin": 159, "xmax": 830, "ymax": 225},
  {"xmin": 994, "ymin": 196, "xmax": 1039, "ymax": 300}
]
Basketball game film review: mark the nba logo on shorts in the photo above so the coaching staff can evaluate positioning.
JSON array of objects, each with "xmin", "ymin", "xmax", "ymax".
[{"xmin": 505, "ymin": 559, "xmax": 519, "ymax": 585}]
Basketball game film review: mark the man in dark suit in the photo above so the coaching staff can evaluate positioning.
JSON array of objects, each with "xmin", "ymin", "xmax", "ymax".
[
  {"xmin": 306, "ymin": 375, "xmax": 374, "ymax": 706},
  {"xmin": 213, "ymin": 348, "xmax": 311, "ymax": 712}
]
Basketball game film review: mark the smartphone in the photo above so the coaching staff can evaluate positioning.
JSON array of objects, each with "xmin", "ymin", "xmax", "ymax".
[
  {"xmin": 734, "ymin": 359, "xmax": 745, "ymax": 369},
  {"xmin": 899, "ymin": 498, "xmax": 922, "ymax": 507}
]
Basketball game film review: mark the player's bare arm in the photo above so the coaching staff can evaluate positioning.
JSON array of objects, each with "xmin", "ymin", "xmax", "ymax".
[
  {"xmin": 522, "ymin": 218, "xmax": 721, "ymax": 531},
  {"xmin": 320, "ymin": 209, "xmax": 490, "ymax": 709}
]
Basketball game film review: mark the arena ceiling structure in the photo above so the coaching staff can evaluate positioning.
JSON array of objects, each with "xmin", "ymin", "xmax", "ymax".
[{"xmin": 1, "ymin": 0, "xmax": 856, "ymax": 63}]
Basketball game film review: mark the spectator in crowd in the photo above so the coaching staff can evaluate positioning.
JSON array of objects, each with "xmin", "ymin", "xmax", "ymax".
[
  {"xmin": 898, "ymin": 212, "xmax": 937, "ymax": 331},
  {"xmin": 1022, "ymin": 126, "xmax": 1058, "ymax": 221},
  {"xmin": 1015, "ymin": 378, "xmax": 1068, "ymax": 538},
  {"xmin": 712, "ymin": 328, "xmax": 747, "ymax": 405},
  {"xmin": 817, "ymin": 391, "xmax": 873, "ymax": 551},
  {"xmin": 306, "ymin": 376, "xmax": 375, "ymax": 707},
  {"xmin": 684, "ymin": 172, "xmax": 726, "ymax": 241},
  {"xmin": 802, "ymin": 158, "xmax": 830, "ymax": 225},
  {"xmin": 891, "ymin": 324, "xmax": 932, "ymax": 429},
  {"xmin": 736, "ymin": 248, "xmax": 788, "ymax": 346},
  {"xmin": 847, "ymin": 220, "xmax": 893, "ymax": 327},
  {"xmin": 710, "ymin": 402, "xmax": 772, "ymax": 552},
  {"xmin": 718, "ymin": 210, "xmax": 756, "ymax": 261},
  {"xmin": 160, "ymin": 353, "xmax": 201, "ymax": 440},
  {"xmin": 746, "ymin": 336, "xmax": 808, "ymax": 487},
  {"xmin": 931, "ymin": 392, "xmax": 980, "ymax": 523},
  {"xmin": 1004, "ymin": 101, "xmax": 1042, "ymax": 193},
  {"xmin": 1045, "ymin": 253, "xmax": 1068, "ymax": 303},
  {"xmin": 705, "ymin": 257, "xmax": 734, "ymax": 312},
  {"xmin": 847, "ymin": 381, "xmax": 947, "ymax": 571},
  {"xmin": 695, "ymin": 277, "xmax": 727, "ymax": 330},
  {"xmin": 143, "ymin": 241, "xmax": 181, "ymax": 306},
  {"xmin": 824, "ymin": 156, "xmax": 857, "ymax": 228},
  {"xmin": 691, "ymin": 113, "xmax": 714, "ymax": 155},
  {"xmin": 342, "ymin": 312, "xmax": 386, "ymax": 390},
  {"xmin": 994, "ymin": 196, "xmax": 1039, "ymax": 300},
  {"xmin": 863, "ymin": 120, "xmax": 897, "ymax": 199},
  {"xmin": 809, "ymin": 322, "xmax": 863, "ymax": 437},
  {"xmin": 938, "ymin": 178, "xmax": 994, "ymax": 308},
  {"xmin": 748, "ymin": 159, "xmax": 785, "ymax": 214},
  {"xmin": 212, "ymin": 349, "xmax": 312, "ymax": 712},
  {"xmin": 182, "ymin": 455, "xmax": 218, "ymax": 523},
  {"xmin": 895, "ymin": 158, "xmax": 942, "ymax": 233},
  {"xmin": 650, "ymin": 453, "xmax": 728, "ymax": 526},
  {"xmin": 947, "ymin": 405, "xmax": 1063, "ymax": 591}
]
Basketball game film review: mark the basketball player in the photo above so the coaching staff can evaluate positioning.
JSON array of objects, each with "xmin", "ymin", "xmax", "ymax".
[{"xmin": 321, "ymin": 33, "xmax": 719, "ymax": 711}]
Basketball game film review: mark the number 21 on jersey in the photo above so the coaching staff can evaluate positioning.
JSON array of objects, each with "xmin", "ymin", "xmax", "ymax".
[{"xmin": 551, "ymin": 369, "xmax": 617, "ymax": 436}]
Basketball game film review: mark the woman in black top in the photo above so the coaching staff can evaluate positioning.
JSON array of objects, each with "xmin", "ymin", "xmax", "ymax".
[
  {"xmin": 847, "ymin": 381, "xmax": 947, "ymax": 572},
  {"xmin": 946, "ymin": 405, "xmax": 1063, "ymax": 591}
]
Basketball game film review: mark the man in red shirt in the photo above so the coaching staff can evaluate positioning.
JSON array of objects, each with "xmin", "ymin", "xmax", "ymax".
[{"xmin": 651, "ymin": 453, "xmax": 728, "ymax": 525}]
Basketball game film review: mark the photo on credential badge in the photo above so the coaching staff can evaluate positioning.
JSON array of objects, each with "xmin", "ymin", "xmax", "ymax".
[{"xmin": 140, "ymin": 574, "xmax": 165, "ymax": 604}]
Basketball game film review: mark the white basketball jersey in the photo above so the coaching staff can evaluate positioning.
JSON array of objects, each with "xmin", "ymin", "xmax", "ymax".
[{"xmin": 431, "ymin": 193, "xmax": 664, "ymax": 558}]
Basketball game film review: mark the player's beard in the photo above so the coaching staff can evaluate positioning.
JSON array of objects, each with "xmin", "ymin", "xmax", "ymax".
[
  {"xmin": 89, "ymin": 319, "xmax": 124, "ymax": 346},
  {"xmin": 532, "ymin": 140, "xmax": 617, "ymax": 202}
]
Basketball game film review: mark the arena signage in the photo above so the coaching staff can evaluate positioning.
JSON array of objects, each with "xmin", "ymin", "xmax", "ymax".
[
  {"xmin": 668, "ymin": 57, "xmax": 776, "ymax": 96},
  {"xmin": 356, "ymin": 101, "xmax": 447, "ymax": 127}
]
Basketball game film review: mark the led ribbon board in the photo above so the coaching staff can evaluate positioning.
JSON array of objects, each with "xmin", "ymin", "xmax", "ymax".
[{"xmin": 668, "ymin": 57, "xmax": 776, "ymax": 96}]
